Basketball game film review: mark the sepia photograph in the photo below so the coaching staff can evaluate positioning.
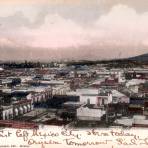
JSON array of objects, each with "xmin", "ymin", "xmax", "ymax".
[{"xmin": 0, "ymin": 0, "xmax": 148, "ymax": 148}]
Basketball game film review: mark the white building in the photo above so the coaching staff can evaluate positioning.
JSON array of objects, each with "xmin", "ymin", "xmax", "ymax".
[
  {"xmin": 77, "ymin": 105, "xmax": 106, "ymax": 121},
  {"xmin": 2, "ymin": 105, "xmax": 13, "ymax": 120},
  {"xmin": 13, "ymin": 100, "xmax": 33, "ymax": 118},
  {"xmin": 111, "ymin": 90, "xmax": 129, "ymax": 103},
  {"xmin": 126, "ymin": 79, "xmax": 146, "ymax": 93},
  {"xmin": 67, "ymin": 88, "xmax": 113, "ymax": 105}
]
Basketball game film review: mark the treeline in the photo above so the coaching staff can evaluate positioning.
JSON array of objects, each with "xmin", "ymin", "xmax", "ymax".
[
  {"xmin": 67, "ymin": 59, "xmax": 146, "ymax": 68},
  {"xmin": 0, "ymin": 58, "xmax": 147, "ymax": 69},
  {"xmin": 0, "ymin": 61, "xmax": 42, "ymax": 69}
]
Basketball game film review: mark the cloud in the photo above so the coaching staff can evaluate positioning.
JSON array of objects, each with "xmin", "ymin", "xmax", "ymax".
[
  {"xmin": 0, "ymin": 4, "xmax": 148, "ymax": 60},
  {"xmin": 23, "ymin": 5, "xmax": 148, "ymax": 50},
  {"xmin": 20, "ymin": 14, "xmax": 91, "ymax": 48}
]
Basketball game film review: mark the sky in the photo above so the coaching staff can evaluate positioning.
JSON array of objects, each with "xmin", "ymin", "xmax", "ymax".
[{"xmin": 0, "ymin": 0, "xmax": 148, "ymax": 61}]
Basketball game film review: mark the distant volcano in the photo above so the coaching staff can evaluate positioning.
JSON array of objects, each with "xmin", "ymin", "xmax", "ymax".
[{"xmin": 128, "ymin": 53, "xmax": 148, "ymax": 62}]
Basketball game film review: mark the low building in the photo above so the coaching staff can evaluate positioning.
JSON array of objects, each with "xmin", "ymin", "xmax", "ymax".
[
  {"xmin": 77, "ymin": 104, "xmax": 106, "ymax": 121},
  {"xmin": 128, "ymin": 97, "xmax": 145, "ymax": 115},
  {"xmin": 13, "ymin": 99, "xmax": 32, "ymax": 118},
  {"xmin": 2, "ymin": 105, "xmax": 13, "ymax": 120}
]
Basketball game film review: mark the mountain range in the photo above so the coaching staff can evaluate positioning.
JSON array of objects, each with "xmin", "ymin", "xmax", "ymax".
[{"xmin": 128, "ymin": 53, "xmax": 148, "ymax": 62}]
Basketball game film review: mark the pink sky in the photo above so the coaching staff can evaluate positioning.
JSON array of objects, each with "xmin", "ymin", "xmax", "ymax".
[{"xmin": 0, "ymin": 0, "xmax": 148, "ymax": 61}]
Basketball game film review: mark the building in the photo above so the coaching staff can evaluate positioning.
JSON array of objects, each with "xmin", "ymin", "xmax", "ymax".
[
  {"xmin": 128, "ymin": 97, "xmax": 145, "ymax": 115},
  {"xmin": 2, "ymin": 105, "xmax": 13, "ymax": 120},
  {"xmin": 77, "ymin": 104, "xmax": 106, "ymax": 121},
  {"xmin": 13, "ymin": 99, "xmax": 32, "ymax": 118}
]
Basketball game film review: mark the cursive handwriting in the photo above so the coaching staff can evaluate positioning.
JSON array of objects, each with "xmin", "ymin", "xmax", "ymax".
[
  {"xmin": 16, "ymin": 129, "xmax": 29, "ymax": 141},
  {"xmin": 110, "ymin": 130, "xmax": 137, "ymax": 139},
  {"xmin": 31, "ymin": 129, "xmax": 59, "ymax": 138},
  {"xmin": 87, "ymin": 129, "xmax": 109, "ymax": 136},
  {"xmin": 0, "ymin": 128, "xmax": 147, "ymax": 148},
  {"xmin": 116, "ymin": 138, "xmax": 138, "ymax": 146},
  {"xmin": 0, "ymin": 130, "xmax": 12, "ymax": 137},
  {"xmin": 28, "ymin": 139, "xmax": 61, "ymax": 148},
  {"xmin": 63, "ymin": 138, "xmax": 112, "ymax": 146},
  {"xmin": 61, "ymin": 128, "xmax": 81, "ymax": 139}
]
